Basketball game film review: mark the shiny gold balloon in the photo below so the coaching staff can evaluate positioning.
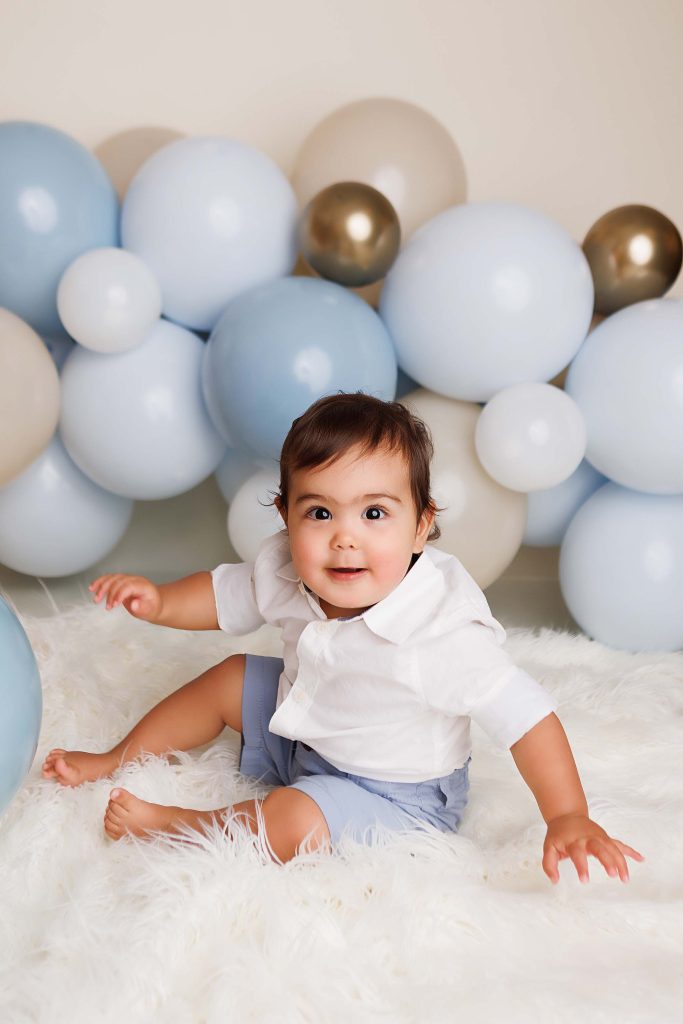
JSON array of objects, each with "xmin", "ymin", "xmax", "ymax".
[
  {"xmin": 582, "ymin": 205, "xmax": 682, "ymax": 315},
  {"xmin": 298, "ymin": 182, "xmax": 401, "ymax": 288}
]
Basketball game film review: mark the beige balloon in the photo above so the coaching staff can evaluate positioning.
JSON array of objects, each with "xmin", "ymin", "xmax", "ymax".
[
  {"xmin": 400, "ymin": 389, "xmax": 527, "ymax": 589},
  {"xmin": 94, "ymin": 126, "xmax": 185, "ymax": 201},
  {"xmin": 0, "ymin": 308, "xmax": 60, "ymax": 486},
  {"xmin": 292, "ymin": 98, "xmax": 467, "ymax": 242}
]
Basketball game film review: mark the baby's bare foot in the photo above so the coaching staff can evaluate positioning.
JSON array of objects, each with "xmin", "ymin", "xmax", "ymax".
[
  {"xmin": 42, "ymin": 749, "xmax": 118, "ymax": 787},
  {"xmin": 103, "ymin": 788, "xmax": 219, "ymax": 841}
]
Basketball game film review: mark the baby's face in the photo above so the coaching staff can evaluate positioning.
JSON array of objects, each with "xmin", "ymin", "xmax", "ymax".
[{"xmin": 277, "ymin": 444, "xmax": 433, "ymax": 619}]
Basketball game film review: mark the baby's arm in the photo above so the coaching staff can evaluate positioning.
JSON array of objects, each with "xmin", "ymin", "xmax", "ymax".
[
  {"xmin": 89, "ymin": 571, "xmax": 218, "ymax": 630},
  {"xmin": 510, "ymin": 713, "xmax": 645, "ymax": 884}
]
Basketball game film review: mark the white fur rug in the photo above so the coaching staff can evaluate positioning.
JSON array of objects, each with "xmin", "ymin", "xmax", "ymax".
[{"xmin": 1, "ymin": 605, "xmax": 681, "ymax": 1024}]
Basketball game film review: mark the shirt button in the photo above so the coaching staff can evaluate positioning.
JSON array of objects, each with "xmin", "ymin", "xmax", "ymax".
[{"xmin": 292, "ymin": 690, "xmax": 305, "ymax": 703}]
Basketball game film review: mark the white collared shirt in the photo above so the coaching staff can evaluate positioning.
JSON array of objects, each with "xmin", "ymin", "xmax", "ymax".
[{"xmin": 212, "ymin": 530, "xmax": 558, "ymax": 782}]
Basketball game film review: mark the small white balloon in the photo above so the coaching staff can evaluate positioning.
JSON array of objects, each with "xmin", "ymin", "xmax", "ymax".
[
  {"xmin": 57, "ymin": 246, "xmax": 162, "ymax": 353},
  {"xmin": 0, "ymin": 434, "xmax": 133, "ymax": 577},
  {"xmin": 227, "ymin": 469, "xmax": 282, "ymax": 562},
  {"xmin": 475, "ymin": 383, "xmax": 586, "ymax": 492}
]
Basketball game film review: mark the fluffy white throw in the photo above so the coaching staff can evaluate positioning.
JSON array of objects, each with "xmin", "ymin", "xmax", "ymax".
[{"xmin": 0, "ymin": 605, "xmax": 681, "ymax": 1023}]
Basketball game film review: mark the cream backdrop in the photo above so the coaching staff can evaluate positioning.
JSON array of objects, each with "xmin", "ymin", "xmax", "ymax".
[{"xmin": 0, "ymin": 0, "xmax": 681, "ymax": 295}]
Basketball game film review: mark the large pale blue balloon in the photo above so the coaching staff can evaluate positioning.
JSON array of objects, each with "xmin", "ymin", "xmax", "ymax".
[
  {"xmin": 380, "ymin": 202, "xmax": 594, "ymax": 401},
  {"xmin": 565, "ymin": 299, "xmax": 683, "ymax": 494},
  {"xmin": 121, "ymin": 136, "xmax": 298, "ymax": 332},
  {"xmin": 0, "ymin": 435, "xmax": 133, "ymax": 577},
  {"xmin": 60, "ymin": 319, "xmax": 226, "ymax": 500},
  {"xmin": 523, "ymin": 459, "xmax": 606, "ymax": 547},
  {"xmin": 203, "ymin": 277, "xmax": 398, "ymax": 460},
  {"xmin": 0, "ymin": 599, "xmax": 42, "ymax": 816},
  {"xmin": 559, "ymin": 483, "xmax": 683, "ymax": 651},
  {"xmin": 0, "ymin": 121, "xmax": 119, "ymax": 336}
]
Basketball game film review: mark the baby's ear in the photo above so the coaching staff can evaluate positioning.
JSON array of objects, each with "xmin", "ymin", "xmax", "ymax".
[
  {"xmin": 274, "ymin": 495, "xmax": 287, "ymax": 526},
  {"xmin": 415, "ymin": 507, "xmax": 434, "ymax": 549}
]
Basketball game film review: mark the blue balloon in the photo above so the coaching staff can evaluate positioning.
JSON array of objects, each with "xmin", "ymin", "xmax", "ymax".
[
  {"xmin": 0, "ymin": 598, "xmax": 42, "ymax": 817},
  {"xmin": 0, "ymin": 435, "xmax": 133, "ymax": 576},
  {"xmin": 559, "ymin": 483, "xmax": 683, "ymax": 651},
  {"xmin": 0, "ymin": 121, "xmax": 119, "ymax": 335},
  {"xmin": 215, "ymin": 446, "xmax": 263, "ymax": 503},
  {"xmin": 202, "ymin": 277, "xmax": 398, "ymax": 460},
  {"xmin": 395, "ymin": 366, "xmax": 420, "ymax": 399},
  {"xmin": 523, "ymin": 459, "xmax": 606, "ymax": 547}
]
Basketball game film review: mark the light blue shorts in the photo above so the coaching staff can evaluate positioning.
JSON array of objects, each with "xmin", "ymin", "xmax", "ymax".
[{"xmin": 238, "ymin": 653, "xmax": 471, "ymax": 848}]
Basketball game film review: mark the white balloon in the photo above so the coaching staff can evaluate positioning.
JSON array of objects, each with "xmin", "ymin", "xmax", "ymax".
[
  {"xmin": 57, "ymin": 247, "xmax": 162, "ymax": 353},
  {"xmin": 121, "ymin": 137, "xmax": 299, "ymax": 332},
  {"xmin": 227, "ymin": 469, "xmax": 282, "ymax": 563},
  {"xmin": 475, "ymin": 383, "xmax": 586, "ymax": 492},
  {"xmin": 400, "ymin": 389, "xmax": 527, "ymax": 588},
  {"xmin": 60, "ymin": 319, "xmax": 226, "ymax": 500},
  {"xmin": 380, "ymin": 202, "xmax": 594, "ymax": 401},
  {"xmin": 565, "ymin": 298, "xmax": 683, "ymax": 494},
  {"xmin": 0, "ymin": 435, "xmax": 132, "ymax": 577}
]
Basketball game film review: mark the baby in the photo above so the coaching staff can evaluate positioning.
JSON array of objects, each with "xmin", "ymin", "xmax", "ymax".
[{"xmin": 43, "ymin": 392, "xmax": 644, "ymax": 880}]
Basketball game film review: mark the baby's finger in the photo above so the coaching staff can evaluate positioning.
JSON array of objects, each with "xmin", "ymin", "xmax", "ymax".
[
  {"xmin": 587, "ymin": 839, "xmax": 624, "ymax": 881},
  {"xmin": 109, "ymin": 582, "xmax": 147, "ymax": 609},
  {"xmin": 570, "ymin": 844, "xmax": 590, "ymax": 883},
  {"xmin": 542, "ymin": 844, "xmax": 561, "ymax": 884},
  {"xmin": 91, "ymin": 574, "xmax": 124, "ymax": 603},
  {"xmin": 613, "ymin": 839, "xmax": 646, "ymax": 862}
]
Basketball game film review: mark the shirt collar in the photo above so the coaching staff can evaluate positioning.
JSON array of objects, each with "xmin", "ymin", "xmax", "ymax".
[{"xmin": 361, "ymin": 547, "xmax": 446, "ymax": 643}]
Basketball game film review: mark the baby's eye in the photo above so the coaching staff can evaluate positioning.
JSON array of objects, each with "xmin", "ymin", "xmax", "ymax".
[
  {"xmin": 306, "ymin": 507, "xmax": 331, "ymax": 521},
  {"xmin": 363, "ymin": 506, "xmax": 387, "ymax": 521}
]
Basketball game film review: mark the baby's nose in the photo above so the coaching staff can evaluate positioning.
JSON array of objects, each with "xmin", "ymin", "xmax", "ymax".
[{"xmin": 332, "ymin": 528, "xmax": 358, "ymax": 548}]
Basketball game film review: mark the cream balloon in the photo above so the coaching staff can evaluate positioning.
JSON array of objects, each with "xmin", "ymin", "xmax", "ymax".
[
  {"xmin": 57, "ymin": 247, "xmax": 162, "ymax": 353},
  {"xmin": 475, "ymin": 383, "xmax": 587, "ymax": 492},
  {"xmin": 0, "ymin": 308, "xmax": 60, "ymax": 486},
  {"xmin": 227, "ymin": 469, "xmax": 283, "ymax": 563},
  {"xmin": 400, "ymin": 389, "xmax": 526, "ymax": 589},
  {"xmin": 94, "ymin": 126, "xmax": 185, "ymax": 201},
  {"xmin": 292, "ymin": 98, "xmax": 467, "ymax": 241}
]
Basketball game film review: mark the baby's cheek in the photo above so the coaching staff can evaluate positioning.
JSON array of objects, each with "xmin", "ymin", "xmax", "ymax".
[{"xmin": 372, "ymin": 551, "xmax": 411, "ymax": 588}]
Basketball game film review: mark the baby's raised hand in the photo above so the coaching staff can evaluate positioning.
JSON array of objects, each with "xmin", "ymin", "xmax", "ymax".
[
  {"xmin": 89, "ymin": 573, "xmax": 163, "ymax": 622},
  {"xmin": 543, "ymin": 813, "xmax": 645, "ymax": 885}
]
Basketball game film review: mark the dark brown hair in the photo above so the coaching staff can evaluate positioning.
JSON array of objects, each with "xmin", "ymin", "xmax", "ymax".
[{"xmin": 274, "ymin": 391, "xmax": 441, "ymax": 541}]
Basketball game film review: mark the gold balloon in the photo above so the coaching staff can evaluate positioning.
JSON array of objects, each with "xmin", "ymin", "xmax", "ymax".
[
  {"xmin": 582, "ymin": 205, "xmax": 682, "ymax": 316},
  {"xmin": 299, "ymin": 182, "xmax": 401, "ymax": 288}
]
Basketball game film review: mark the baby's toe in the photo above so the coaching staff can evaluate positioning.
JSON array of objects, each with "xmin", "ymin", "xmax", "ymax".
[
  {"xmin": 108, "ymin": 788, "xmax": 135, "ymax": 816},
  {"xmin": 53, "ymin": 756, "xmax": 82, "ymax": 787}
]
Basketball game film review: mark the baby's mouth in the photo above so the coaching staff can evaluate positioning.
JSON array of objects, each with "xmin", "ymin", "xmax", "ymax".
[{"xmin": 327, "ymin": 567, "xmax": 367, "ymax": 578}]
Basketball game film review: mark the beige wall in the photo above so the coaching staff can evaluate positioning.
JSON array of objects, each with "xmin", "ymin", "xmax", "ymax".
[{"xmin": 1, "ymin": 0, "xmax": 682, "ymax": 295}]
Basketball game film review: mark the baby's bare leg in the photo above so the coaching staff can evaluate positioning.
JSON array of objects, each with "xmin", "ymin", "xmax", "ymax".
[
  {"xmin": 103, "ymin": 787, "xmax": 332, "ymax": 864},
  {"xmin": 42, "ymin": 654, "xmax": 246, "ymax": 786}
]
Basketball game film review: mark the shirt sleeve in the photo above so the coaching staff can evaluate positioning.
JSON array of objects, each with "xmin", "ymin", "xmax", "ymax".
[
  {"xmin": 211, "ymin": 561, "xmax": 266, "ymax": 635},
  {"xmin": 422, "ymin": 620, "xmax": 559, "ymax": 749}
]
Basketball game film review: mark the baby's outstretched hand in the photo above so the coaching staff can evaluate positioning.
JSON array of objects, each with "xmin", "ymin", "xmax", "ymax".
[
  {"xmin": 89, "ymin": 573, "xmax": 162, "ymax": 622},
  {"xmin": 543, "ymin": 813, "xmax": 645, "ymax": 885}
]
